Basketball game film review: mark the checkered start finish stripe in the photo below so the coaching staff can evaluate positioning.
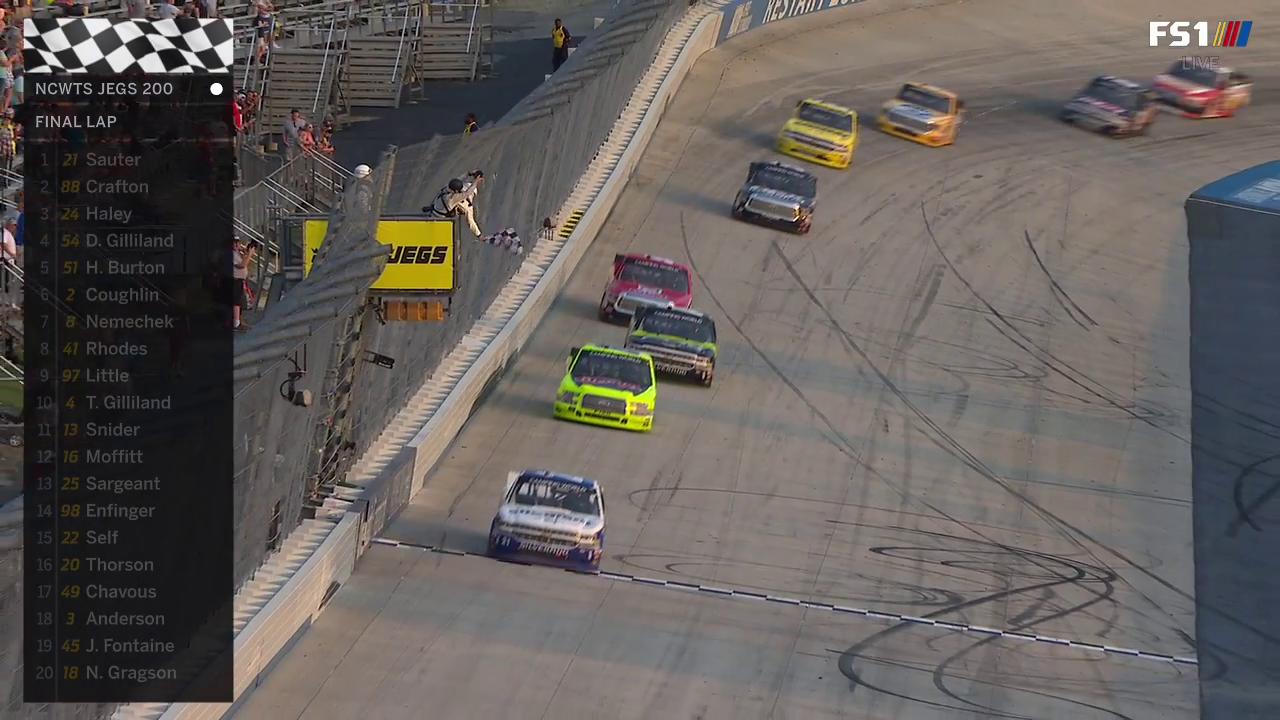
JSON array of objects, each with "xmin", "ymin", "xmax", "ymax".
[
  {"xmin": 23, "ymin": 18, "xmax": 233, "ymax": 74},
  {"xmin": 371, "ymin": 537, "xmax": 1199, "ymax": 667}
]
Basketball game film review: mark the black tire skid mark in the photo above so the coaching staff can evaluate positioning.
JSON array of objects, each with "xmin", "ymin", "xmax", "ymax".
[
  {"xmin": 871, "ymin": 546, "xmax": 1124, "ymax": 719},
  {"xmin": 804, "ymin": 203, "xmax": 945, "ymax": 619},
  {"xmin": 978, "ymin": 316, "xmax": 1164, "ymax": 423},
  {"xmin": 1024, "ymin": 228, "xmax": 1097, "ymax": 330},
  {"xmin": 924, "ymin": 205, "xmax": 1162, "ymax": 423},
  {"xmin": 680, "ymin": 212, "xmax": 1062, "ymax": 564},
  {"xmin": 925, "ymin": 573, "xmax": 1131, "ymax": 718},
  {"xmin": 837, "ymin": 537, "xmax": 1126, "ymax": 719},
  {"xmin": 915, "ymin": 200, "xmax": 1280, "ymax": 649},
  {"xmin": 870, "ymin": 526, "xmax": 1183, "ymax": 641},
  {"xmin": 757, "ymin": 229, "xmax": 1210, "ymax": 694},
  {"xmin": 842, "ymin": 651, "xmax": 1157, "ymax": 720},
  {"xmin": 677, "ymin": 214, "xmax": 1175, "ymax": 713},
  {"xmin": 764, "ymin": 234, "xmax": 1138, "ymax": 586},
  {"xmin": 686, "ymin": 208, "xmax": 1158, "ymax": 606},
  {"xmin": 1194, "ymin": 391, "xmax": 1280, "ymax": 443},
  {"xmin": 1228, "ymin": 452, "xmax": 1280, "ymax": 536}
]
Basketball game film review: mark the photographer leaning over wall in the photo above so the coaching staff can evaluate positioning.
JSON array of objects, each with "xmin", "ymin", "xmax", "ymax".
[{"xmin": 423, "ymin": 169, "xmax": 486, "ymax": 238}]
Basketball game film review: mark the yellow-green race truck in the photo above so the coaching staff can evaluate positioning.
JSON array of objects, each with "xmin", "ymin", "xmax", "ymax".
[
  {"xmin": 624, "ymin": 306, "xmax": 717, "ymax": 387},
  {"xmin": 554, "ymin": 344, "xmax": 657, "ymax": 432}
]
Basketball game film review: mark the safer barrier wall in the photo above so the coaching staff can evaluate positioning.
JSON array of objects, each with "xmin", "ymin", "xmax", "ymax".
[{"xmin": 229, "ymin": 152, "xmax": 395, "ymax": 589}]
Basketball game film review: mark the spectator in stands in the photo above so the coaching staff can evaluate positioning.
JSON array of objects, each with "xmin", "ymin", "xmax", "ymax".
[
  {"xmin": 316, "ymin": 117, "xmax": 335, "ymax": 157},
  {"xmin": 281, "ymin": 108, "xmax": 304, "ymax": 158},
  {"xmin": 0, "ymin": 215, "xmax": 15, "ymax": 296},
  {"xmin": 254, "ymin": 0, "xmax": 278, "ymax": 62},
  {"xmin": 0, "ymin": 40, "xmax": 12, "ymax": 116},
  {"xmin": 230, "ymin": 94, "xmax": 244, "ymax": 184},
  {"xmin": 52, "ymin": 0, "xmax": 87, "ymax": 16},
  {"xmin": 13, "ymin": 191, "xmax": 21, "ymax": 260},
  {"xmin": 551, "ymin": 19, "xmax": 571, "ymax": 72},
  {"xmin": 2, "ymin": 215, "xmax": 14, "ymax": 258},
  {"xmin": 5, "ymin": 22, "xmax": 21, "ymax": 109},
  {"xmin": 124, "ymin": 0, "xmax": 147, "ymax": 18},
  {"xmin": 203, "ymin": 0, "xmax": 216, "ymax": 17},
  {"xmin": 231, "ymin": 92, "xmax": 244, "ymax": 134},
  {"xmin": 156, "ymin": 0, "xmax": 180, "ymax": 20},
  {"xmin": 463, "ymin": 112, "xmax": 478, "ymax": 134},
  {"xmin": 229, "ymin": 236, "xmax": 255, "ymax": 332},
  {"xmin": 298, "ymin": 122, "xmax": 317, "ymax": 153},
  {"xmin": 0, "ymin": 109, "xmax": 14, "ymax": 172},
  {"xmin": 241, "ymin": 90, "xmax": 261, "ymax": 130}
]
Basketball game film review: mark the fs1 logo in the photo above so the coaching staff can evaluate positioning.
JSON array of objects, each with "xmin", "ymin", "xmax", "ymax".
[{"xmin": 1150, "ymin": 20, "xmax": 1253, "ymax": 47}]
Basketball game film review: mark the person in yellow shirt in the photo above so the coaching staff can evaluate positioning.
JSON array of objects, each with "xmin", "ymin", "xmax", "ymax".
[{"xmin": 551, "ymin": 18, "xmax": 572, "ymax": 72}]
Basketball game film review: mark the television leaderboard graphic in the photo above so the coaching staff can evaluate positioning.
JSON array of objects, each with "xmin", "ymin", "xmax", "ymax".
[{"xmin": 22, "ymin": 75, "xmax": 235, "ymax": 703}]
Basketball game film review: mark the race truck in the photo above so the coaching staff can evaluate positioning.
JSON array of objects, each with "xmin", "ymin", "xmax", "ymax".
[
  {"xmin": 732, "ymin": 160, "xmax": 818, "ymax": 234},
  {"xmin": 877, "ymin": 83, "xmax": 965, "ymax": 147},
  {"xmin": 554, "ymin": 343, "xmax": 657, "ymax": 432},
  {"xmin": 776, "ymin": 98, "xmax": 858, "ymax": 169},
  {"xmin": 624, "ymin": 306, "xmax": 718, "ymax": 386},
  {"xmin": 1059, "ymin": 75, "xmax": 1159, "ymax": 137},
  {"xmin": 598, "ymin": 253, "xmax": 693, "ymax": 322},
  {"xmin": 1152, "ymin": 62, "xmax": 1252, "ymax": 118},
  {"xmin": 488, "ymin": 469, "xmax": 605, "ymax": 571}
]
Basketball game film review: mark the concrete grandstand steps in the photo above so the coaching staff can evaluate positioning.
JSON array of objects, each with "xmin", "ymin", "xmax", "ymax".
[
  {"xmin": 415, "ymin": 24, "xmax": 490, "ymax": 81},
  {"xmin": 258, "ymin": 49, "xmax": 345, "ymax": 132},
  {"xmin": 344, "ymin": 37, "xmax": 415, "ymax": 108}
]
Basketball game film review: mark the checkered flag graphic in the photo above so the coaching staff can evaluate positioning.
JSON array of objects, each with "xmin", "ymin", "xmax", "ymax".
[
  {"xmin": 479, "ymin": 228, "xmax": 524, "ymax": 255},
  {"xmin": 23, "ymin": 19, "xmax": 233, "ymax": 74}
]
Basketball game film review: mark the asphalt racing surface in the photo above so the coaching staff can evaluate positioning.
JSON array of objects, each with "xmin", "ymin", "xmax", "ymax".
[{"xmin": 233, "ymin": 1, "xmax": 1280, "ymax": 718}]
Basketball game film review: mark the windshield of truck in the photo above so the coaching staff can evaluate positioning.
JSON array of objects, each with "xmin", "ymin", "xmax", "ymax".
[
  {"xmin": 510, "ymin": 476, "xmax": 601, "ymax": 516},
  {"xmin": 897, "ymin": 85, "xmax": 952, "ymax": 114},
  {"xmin": 796, "ymin": 102, "xmax": 854, "ymax": 133},
  {"xmin": 637, "ymin": 311, "xmax": 716, "ymax": 344},
  {"xmin": 619, "ymin": 260, "xmax": 689, "ymax": 293},
  {"xmin": 752, "ymin": 166, "xmax": 817, "ymax": 198},
  {"xmin": 1169, "ymin": 63, "xmax": 1220, "ymax": 88},
  {"xmin": 1083, "ymin": 80, "xmax": 1141, "ymax": 111},
  {"xmin": 571, "ymin": 349, "xmax": 653, "ymax": 392}
]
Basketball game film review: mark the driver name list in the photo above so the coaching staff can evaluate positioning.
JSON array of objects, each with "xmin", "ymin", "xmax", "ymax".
[{"xmin": 24, "ymin": 76, "xmax": 234, "ymax": 703}]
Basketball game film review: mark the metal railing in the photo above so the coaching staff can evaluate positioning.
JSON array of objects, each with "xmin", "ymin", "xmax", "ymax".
[
  {"xmin": 0, "ymin": 355, "xmax": 21, "ymax": 381},
  {"xmin": 234, "ymin": 150, "xmax": 352, "ymax": 312},
  {"xmin": 1, "ymin": 259, "xmax": 23, "ymax": 288}
]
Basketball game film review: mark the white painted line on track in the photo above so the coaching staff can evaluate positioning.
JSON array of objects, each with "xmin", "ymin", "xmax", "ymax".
[{"xmin": 370, "ymin": 537, "xmax": 1198, "ymax": 667}]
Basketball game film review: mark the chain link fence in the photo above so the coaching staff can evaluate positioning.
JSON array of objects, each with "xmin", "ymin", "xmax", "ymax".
[{"xmin": 231, "ymin": 148, "xmax": 395, "ymax": 585}]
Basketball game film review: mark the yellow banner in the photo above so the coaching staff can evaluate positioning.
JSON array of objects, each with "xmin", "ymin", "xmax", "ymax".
[
  {"xmin": 302, "ymin": 218, "xmax": 456, "ymax": 293},
  {"xmin": 303, "ymin": 219, "xmax": 328, "ymax": 276}
]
